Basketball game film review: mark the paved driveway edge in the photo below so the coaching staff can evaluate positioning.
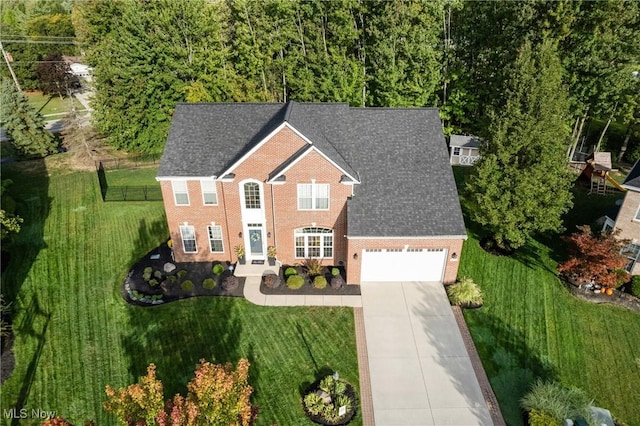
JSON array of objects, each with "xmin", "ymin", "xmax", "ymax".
[
  {"xmin": 354, "ymin": 307, "xmax": 376, "ymax": 426},
  {"xmin": 452, "ymin": 306, "xmax": 506, "ymax": 426}
]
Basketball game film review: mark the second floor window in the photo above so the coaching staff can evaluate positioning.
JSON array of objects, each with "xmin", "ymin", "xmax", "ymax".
[
  {"xmin": 244, "ymin": 182, "xmax": 261, "ymax": 209},
  {"xmin": 201, "ymin": 180, "xmax": 218, "ymax": 205},
  {"xmin": 298, "ymin": 183, "xmax": 329, "ymax": 210},
  {"xmin": 172, "ymin": 180, "xmax": 189, "ymax": 205}
]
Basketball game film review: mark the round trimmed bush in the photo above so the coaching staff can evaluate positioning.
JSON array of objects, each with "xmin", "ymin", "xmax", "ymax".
[
  {"xmin": 285, "ymin": 267, "xmax": 298, "ymax": 277},
  {"xmin": 287, "ymin": 275, "xmax": 305, "ymax": 289},
  {"xmin": 181, "ymin": 280, "xmax": 194, "ymax": 291},
  {"xmin": 313, "ymin": 276, "xmax": 328, "ymax": 289},
  {"xmin": 331, "ymin": 267, "xmax": 340, "ymax": 277},
  {"xmin": 212, "ymin": 263, "xmax": 225, "ymax": 276},
  {"xmin": 176, "ymin": 270, "xmax": 188, "ymax": 278},
  {"xmin": 202, "ymin": 278, "xmax": 216, "ymax": 289}
]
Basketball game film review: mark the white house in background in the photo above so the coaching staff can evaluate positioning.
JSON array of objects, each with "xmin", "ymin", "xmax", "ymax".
[
  {"xmin": 69, "ymin": 63, "xmax": 92, "ymax": 81},
  {"xmin": 449, "ymin": 135, "xmax": 482, "ymax": 165}
]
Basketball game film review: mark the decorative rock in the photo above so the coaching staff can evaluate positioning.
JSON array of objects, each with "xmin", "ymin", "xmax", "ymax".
[
  {"xmin": 164, "ymin": 262, "xmax": 176, "ymax": 273},
  {"xmin": 150, "ymin": 254, "xmax": 161, "ymax": 260}
]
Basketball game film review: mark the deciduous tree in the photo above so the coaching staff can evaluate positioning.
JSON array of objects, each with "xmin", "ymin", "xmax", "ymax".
[
  {"xmin": 558, "ymin": 225, "xmax": 630, "ymax": 288},
  {"xmin": 35, "ymin": 52, "xmax": 77, "ymax": 97}
]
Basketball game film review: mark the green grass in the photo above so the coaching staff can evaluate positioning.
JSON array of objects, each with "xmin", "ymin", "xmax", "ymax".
[
  {"xmin": 0, "ymin": 159, "xmax": 360, "ymax": 425},
  {"xmin": 453, "ymin": 166, "xmax": 640, "ymax": 425},
  {"xmin": 103, "ymin": 166, "xmax": 160, "ymax": 187},
  {"xmin": 25, "ymin": 91, "xmax": 86, "ymax": 117}
]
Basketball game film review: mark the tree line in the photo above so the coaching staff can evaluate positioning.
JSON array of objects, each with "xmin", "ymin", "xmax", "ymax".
[
  {"xmin": 1, "ymin": 0, "xmax": 638, "ymax": 156},
  {"xmin": 67, "ymin": 0, "xmax": 639, "ymax": 155}
]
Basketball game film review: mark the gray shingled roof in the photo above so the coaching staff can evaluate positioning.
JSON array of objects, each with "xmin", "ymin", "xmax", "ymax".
[
  {"xmin": 340, "ymin": 108, "xmax": 466, "ymax": 237},
  {"xmin": 622, "ymin": 159, "xmax": 640, "ymax": 191},
  {"xmin": 449, "ymin": 135, "xmax": 481, "ymax": 148},
  {"xmin": 159, "ymin": 102, "xmax": 466, "ymax": 238}
]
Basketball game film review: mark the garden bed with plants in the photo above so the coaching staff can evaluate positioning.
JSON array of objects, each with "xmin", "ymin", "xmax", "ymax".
[
  {"xmin": 302, "ymin": 374, "xmax": 358, "ymax": 425},
  {"xmin": 124, "ymin": 241, "xmax": 245, "ymax": 305},
  {"xmin": 260, "ymin": 261, "xmax": 360, "ymax": 295}
]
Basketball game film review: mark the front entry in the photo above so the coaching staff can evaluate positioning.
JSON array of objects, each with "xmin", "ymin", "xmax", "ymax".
[
  {"xmin": 246, "ymin": 223, "xmax": 265, "ymax": 259},
  {"xmin": 239, "ymin": 179, "xmax": 267, "ymax": 262}
]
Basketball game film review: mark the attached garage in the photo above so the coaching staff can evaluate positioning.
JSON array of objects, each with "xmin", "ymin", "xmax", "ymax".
[{"xmin": 360, "ymin": 248, "xmax": 447, "ymax": 282}]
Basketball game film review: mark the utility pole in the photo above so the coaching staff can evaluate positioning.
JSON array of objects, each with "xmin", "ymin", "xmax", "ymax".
[{"xmin": 0, "ymin": 41, "xmax": 21, "ymax": 91}]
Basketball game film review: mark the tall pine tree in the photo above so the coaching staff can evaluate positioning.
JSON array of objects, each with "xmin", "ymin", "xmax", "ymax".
[
  {"xmin": 0, "ymin": 78, "xmax": 57, "ymax": 158},
  {"xmin": 466, "ymin": 40, "xmax": 573, "ymax": 251}
]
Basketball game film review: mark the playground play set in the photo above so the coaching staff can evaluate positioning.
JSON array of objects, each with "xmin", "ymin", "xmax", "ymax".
[{"xmin": 579, "ymin": 152, "xmax": 627, "ymax": 195}]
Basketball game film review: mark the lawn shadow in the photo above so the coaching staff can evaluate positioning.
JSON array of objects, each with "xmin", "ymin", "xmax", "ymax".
[
  {"xmin": 120, "ymin": 218, "xmax": 246, "ymax": 401},
  {"xmin": 35, "ymin": 95, "xmax": 54, "ymax": 116},
  {"xmin": 0, "ymin": 158, "xmax": 50, "ymax": 386},
  {"xmin": 9, "ymin": 295, "xmax": 51, "ymax": 425},
  {"xmin": 410, "ymin": 284, "xmax": 556, "ymax": 425}
]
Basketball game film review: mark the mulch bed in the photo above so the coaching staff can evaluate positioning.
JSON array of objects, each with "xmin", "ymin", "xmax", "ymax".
[
  {"xmin": 0, "ymin": 332, "xmax": 15, "ymax": 385},
  {"xmin": 260, "ymin": 265, "xmax": 360, "ymax": 296},
  {"xmin": 562, "ymin": 275, "xmax": 640, "ymax": 314},
  {"xmin": 124, "ymin": 242, "xmax": 245, "ymax": 306}
]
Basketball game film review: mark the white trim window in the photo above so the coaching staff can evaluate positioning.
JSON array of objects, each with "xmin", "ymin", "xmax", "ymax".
[
  {"xmin": 172, "ymin": 180, "xmax": 189, "ymax": 205},
  {"xmin": 244, "ymin": 182, "xmax": 261, "ymax": 209},
  {"xmin": 180, "ymin": 224, "xmax": 197, "ymax": 253},
  {"xmin": 621, "ymin": 243, "xmax": 640, "ymax": 272},
  {"xmin": 295, "ymin": 227, "xmax": 333, "ymax": 258},
  {"xmin": 201, "ymin": 180, "xmax": 218, "ymax": 205},
  {"xmin": 297, "ymin": 183, "xmax": 329, "ymax": 210},
  {"xmin": 207, "ymin": 224, "xmax": 224, "ymax": 253}
]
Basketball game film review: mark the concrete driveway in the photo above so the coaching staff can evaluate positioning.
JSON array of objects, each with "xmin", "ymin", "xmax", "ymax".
[{"xmin": 361, "ymin": 281, "xmax": 493, "ymax": 425}]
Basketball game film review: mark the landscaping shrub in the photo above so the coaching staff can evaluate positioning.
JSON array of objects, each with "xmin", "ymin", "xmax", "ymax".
[
  {"xmin": 202, "ymin": 278, "xmax": 216, "ymax": 290},
  {"xmin": 167, "ymin": 275, "xmax": 177, "ymax": 283},
  {"xmin": 304, "ymin": 258, "xmax": 324, "ymax": 276},
  {"xmin": 287, "ymin": 275, "xmax": 305, "ymax": 290},
  {"xmin": 148, "ymin": 279, "xmax": 158, "ymax": 287},
  {"xmin": 263, "ymin": 272, "xmax": 281, "ymax": 289},
  {"xmin": 528, "ymin": 409, "xmax": 562, "ymax": 426},
  {"xmin": 153, "ymin": 270, "xmax": 163, "ymax": 279},
  {"xmin": 520, "ymin": 379, "xmax": 593, "ymax": 425},
  {"xmin": 331, "ymin": 267, "xmax": 340, "ymax": 277},
  {"xmin": 302, "ymin": 375, "xmax": 357, "ymax": 425},
  {"xmin": 314, "ymin": 276, "xmax": 328, "ymax": 289},
  {"xmin": 631, "ymin": 276, "xmax": 640, "ymax": 298},
  {"xmin": 181, "ymin": 280, "xmax": 194, "ymax": 291},
  {"xmin": 447, "ymin": 277, "xmax": 483, "ymax": 307},
  {"xmin": 176, "ymin": 270, "xmax": 187, "ymax": 278},
  {"xmin": 222, "ymin": 275, "xmax": 239, "ymax": 291},
  {"xmin": 212, "ymin": 263, "xmax": 225, "ymax": 276},
  {"xmin": 330, "ymin": 275, "xmax": 345, "ymax": 289},
  {"xmin": 284, "ymin": 267, "xmax": 298, "ymax": 277},
  {"xmin": 142, "ymin": 267, "xmax": 152, "ymax": 281}
]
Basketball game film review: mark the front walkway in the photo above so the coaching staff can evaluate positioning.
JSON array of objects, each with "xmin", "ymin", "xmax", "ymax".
[{"xmin": 361, "ymin": 281, "xmax": 493, "ymax": 425}]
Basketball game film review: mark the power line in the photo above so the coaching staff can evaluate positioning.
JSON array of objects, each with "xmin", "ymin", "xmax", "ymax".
[{"xmin": 0, "ymin": 39, "xmax": 85, "ymax": 45}]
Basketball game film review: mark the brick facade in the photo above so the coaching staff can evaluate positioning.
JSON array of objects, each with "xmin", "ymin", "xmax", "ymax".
[
  {"xmin": 614, "ymin": 190, "xmax": 640, "ymax": 275},
  {"xmin": 161, "ymin": 125, "xmax": 466, "ymax": 283},
  {"xmin": 346, "ymin": 238, "xmax": 464, "ymax": 284}
]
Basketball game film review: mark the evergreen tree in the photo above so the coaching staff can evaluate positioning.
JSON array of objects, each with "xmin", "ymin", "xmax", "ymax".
[
  {"xmin": 0, "ymin": 78, "xmax": 57, "ymax": 158},
  {"xmin": 466, "ymin": 40, "xmax": 574, "ymax": 251}
]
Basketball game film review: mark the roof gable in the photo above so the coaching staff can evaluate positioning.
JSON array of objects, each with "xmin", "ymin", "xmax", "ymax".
[
  {"xmin": 159, "ymin": 102, "xmax": 466, "ymax": 238},
  {"xmin": 622, "ymin": 159, "xmax": 640, "ymax": 191}
]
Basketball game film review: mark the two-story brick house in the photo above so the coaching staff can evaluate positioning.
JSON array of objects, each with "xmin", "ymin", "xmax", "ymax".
[
  {"xmin": 616, "ymin": 160, "xmax": 640, "ymax": 275},
  {"xmin": 157, "ymin": 101, "xmax": 467, "ymax": 284}
]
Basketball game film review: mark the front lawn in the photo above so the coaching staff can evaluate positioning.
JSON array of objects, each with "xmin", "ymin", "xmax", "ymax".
[
  {"xmin": 454, "ymin": 166, "xmax": 640, "ymax": 425},
  {"xmin": 0, "ymin": 159, "xmax": 360, "ymax": 425}
]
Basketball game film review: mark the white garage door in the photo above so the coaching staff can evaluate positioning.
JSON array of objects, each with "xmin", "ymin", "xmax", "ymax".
[{"xmin": 360, "ymin": 248, "xmax": 447, "ymax": 282}]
